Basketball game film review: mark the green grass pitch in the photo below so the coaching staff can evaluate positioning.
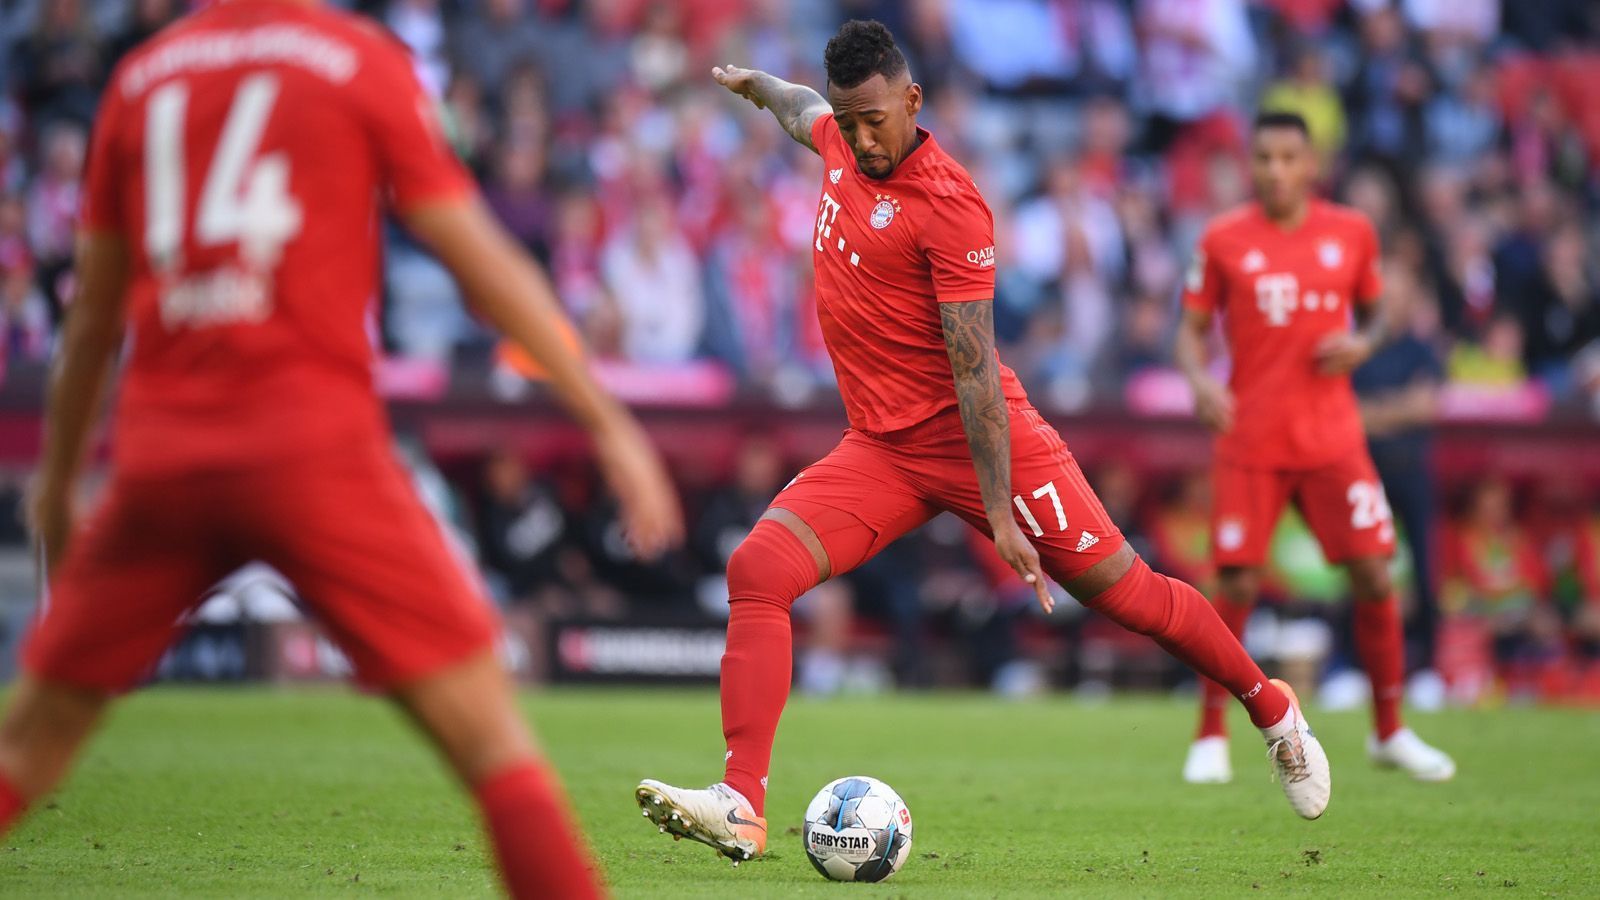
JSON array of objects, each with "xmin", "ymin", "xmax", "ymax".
[{"xmin": 3, "ymin": 687, "xmax": 1596, "ymax": 897}]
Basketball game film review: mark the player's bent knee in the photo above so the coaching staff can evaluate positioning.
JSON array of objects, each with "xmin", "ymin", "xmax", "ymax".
[
  {"xmin": 1080, "ymin": 554, "xmax": 1172, "ymax": 637},
  {"xmin": 1345, "ymin": 557, "xmax": 1393, "ymax": 602},
  {"xmin": 726, "ymin": 518, "xmax": 824, "ymax": 612},
  {"xmin": 1063, "ymin": 542, "xmax": 1136, "ymax": 601}
]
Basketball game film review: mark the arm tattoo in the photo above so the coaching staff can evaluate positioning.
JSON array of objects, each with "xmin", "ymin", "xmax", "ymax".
[
  {"xmin": 941, "ymin": 300, "xmax": 1014, "ymax": 524},
  {"xmin": 750, "ymin": 73, "xmax": 831, "ymax": 152}
]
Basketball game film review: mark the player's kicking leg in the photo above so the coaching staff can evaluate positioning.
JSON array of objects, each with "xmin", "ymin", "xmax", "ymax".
[
  {"xmin": 1059, "ymin": 544, "xmax": 1331, "ymax": 818},
  {"xmin": 946, "ymin": 409, "xmax": 1329, "ymax": 817},
  {"xmin": 633, "ymin": 510, "xmax": 819, "ymax": 864},
  {"xmin": 635, "ymin": 435, "xmax": 934, "ymax": 862}
]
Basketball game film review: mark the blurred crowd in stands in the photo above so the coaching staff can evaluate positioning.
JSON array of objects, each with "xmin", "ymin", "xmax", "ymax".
[
  {"xmin": 3, "ymin": 0, "xmax": 1600, "ymax": 414},
  {"xmin": 444, "ymin": 431, "xmax": 1600, "ymax": 705},
  {"xmin": 2, "ymin": 0, "xmax": 1599, "ymax": 701}
]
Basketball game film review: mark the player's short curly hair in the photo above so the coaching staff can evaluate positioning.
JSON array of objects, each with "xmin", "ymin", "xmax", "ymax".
[
  {"xmin": 1254, "ymin": 110, "xmax": 1311, "ymax": 139},
  {"xmin": 824, "ymin": 19, "xmax": 908, "ymax": 89}
]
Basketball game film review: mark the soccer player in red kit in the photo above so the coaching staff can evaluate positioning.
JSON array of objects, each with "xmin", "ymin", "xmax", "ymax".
[
  {"xmin": 0, "ymin": 1, "xmax": 684, "ymax": 896},
  {"xmin": 1174, "ymin": 111, "xmax": 1454, "ymax": 785},
  {"xmin": 635, "ymin": 22, "xmax": 1331, "ymax": 864}
]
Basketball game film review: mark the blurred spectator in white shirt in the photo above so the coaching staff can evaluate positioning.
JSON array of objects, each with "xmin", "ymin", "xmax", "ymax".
[
  {"xmin": 385, "ymin": 0, "xmax": 450, "ymax": 96},
  {"xmin": 1013, "ymin": 158, "xmax": 1125, "ymax": 378},
  {"xmin": 601, "ymin": 195, "xmax": 705, "ymax": 365},
  {"xmin": 1137, "ymin": 0, "xmax": 1256, "ymax": 123}
]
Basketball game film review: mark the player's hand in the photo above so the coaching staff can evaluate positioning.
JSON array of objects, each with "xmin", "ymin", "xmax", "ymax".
[
  {"xmin": 992, "ymin": 520, "xmax": 1055, "ymax": 614},
  {"xmin": 1190, "ymin": 376, "xmax": 1235, "ymax": 434},
  {"xmin": 1314, "ymin": 332, "xmax": 1374, "ymax": 376},
  {"xmin": 712, "ymin": 64, "xmax": 767, "ymax": 109},
  {"xmin": 25, "ymin": 476, "xmax": 73, "ymax": 578},
  {"xmin": 594, "ymin": 418, "xmax": 684, "ymax": 561}
]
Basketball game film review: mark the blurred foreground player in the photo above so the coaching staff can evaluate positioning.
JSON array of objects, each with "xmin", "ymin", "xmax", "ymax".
[
  {"xmin": 636, "ymin": 21, "xmax": 1331, "ymax": 866},
  {"xmin": 0, "ymin": 1, "xmax": 683, "ymax": 896},
  {"xmin": 1174, "ymin": 112, "xmax": 1453, "ymax": 784}
]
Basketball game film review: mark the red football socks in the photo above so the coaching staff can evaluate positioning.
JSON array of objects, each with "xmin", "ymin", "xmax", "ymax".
[
  {"xmin": 473, "ymin": 761, "xmax": 602, "ymax": 900},
  {"xmin": 1354, "ymin": 595, "xmax": 1406, "ymax": 740},
  {"xmin": 1196, "ymin": 597, "xmax": 1254, "ymax": 739},
  {"xmin": 0, "ymin": 771, "xmax": 25, "ymax": 837},
  {"xmin": 1087, "ymin": 558, "xmax": 1289, "ymax": 729},
  {"xmin": 720, "ymin": 519, "xmax": 819, "ymax": 816}
]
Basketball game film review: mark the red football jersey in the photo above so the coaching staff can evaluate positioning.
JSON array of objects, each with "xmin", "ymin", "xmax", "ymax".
[
  {"xmin": 81, "ymin": 0, "xmax": 473, "ymax": 476},
  {"xmin": 808, "ymin": 115, "xmax": 1026, "ymax": 435},
  {"xmin": 1182, "ymin": 200, "xmax": 1382, "ymax": 469}
]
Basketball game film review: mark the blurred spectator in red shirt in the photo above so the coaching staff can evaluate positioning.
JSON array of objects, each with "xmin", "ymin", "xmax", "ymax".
[
  {"xmin": 1443, "ymin": 478, "xmax": 1562, "ymax": 688},
  {"xmin": 1530, "ymin": 483, "xmax": 1600, "ymax": 663},
  {"xmin": 1259, "ymin": 0, "xmax": 1343, "ymax": 35}
]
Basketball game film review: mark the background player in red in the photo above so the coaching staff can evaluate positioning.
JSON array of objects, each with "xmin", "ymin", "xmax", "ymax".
[
  {"xmin": 1174, "ymin": 111, "xmax": 1455, "ymax": 785},
  {"xmin": 0, "ymin": 0, "xmax": 683, "ymax": 896},
  {"xmin": 634, "ymin": 22, "xmax": 1332, "ymax": 866}
]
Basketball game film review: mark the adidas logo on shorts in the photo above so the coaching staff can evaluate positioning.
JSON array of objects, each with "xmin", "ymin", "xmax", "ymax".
[{"xmin": 1075, "ymin": 531, "xmax": 1098, "ymax": 552}]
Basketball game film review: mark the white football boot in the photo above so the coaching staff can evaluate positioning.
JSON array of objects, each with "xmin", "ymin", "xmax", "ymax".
[
  {"xmin": 1260, "ymin": 678, "xmax": 1332, "ymax": 819},
  {"xmin": 1368, "ymin": 728, "xmax": 1456, "ymax": 782},
  {"xmin": 635, "ymin": 779, "xmax": 767, "ymax": 865},
  {"xmin": 1182, "ymin": 735, "xmax": 1234, "ymax": 784}
]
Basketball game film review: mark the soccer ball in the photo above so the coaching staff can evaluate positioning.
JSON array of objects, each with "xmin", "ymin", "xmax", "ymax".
[{"xmin": 802, "ymin": 775, "xmax": 913, "ymax": 882}]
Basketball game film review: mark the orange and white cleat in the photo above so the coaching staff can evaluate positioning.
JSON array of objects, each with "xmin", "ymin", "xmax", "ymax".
[
  {"xmin": 635, "ymin": 779, "xmax": 767, "ymax": 865},
  {"xmin": 1260, "ymin": 678, "xmax": 1332, "ymax": 819}
]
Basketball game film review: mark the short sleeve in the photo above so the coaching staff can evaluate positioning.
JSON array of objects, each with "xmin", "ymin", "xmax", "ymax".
[
  {"xmin": 810, "ymin": 112, "xmax": 836, "ymax": 152},
  {"xmin": 920, "ymin": 187, "xmax": 996, "ymax": 303},
  {"xmin": 1354, "ymin": 216, "xmax": 1382, "ymax": 306},
  {"xmin": 79, "ymin": 86, "xmax": 128, "ymax": 233},
  {"xmin": 1180, "ymin": 231, "xmax": 1225, "ymax": 314},
  {"xmin": 360, "ymin": 39, "xmax": 474, "ymax": 213}
]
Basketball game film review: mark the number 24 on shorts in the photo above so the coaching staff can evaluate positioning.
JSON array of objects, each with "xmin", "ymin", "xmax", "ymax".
[
  {"xmin": 1013, "ymin": 481, "xmax": 1066, "ymax": 538},
  {"xmin": 1347, "ymin": 480, "xmax": 1392, "ymax": 529}
]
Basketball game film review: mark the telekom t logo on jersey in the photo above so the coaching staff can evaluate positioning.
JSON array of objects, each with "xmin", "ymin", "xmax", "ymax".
[
  {"xmin": 1253, "ymin": 273, "xmax": 1341, "ymax": 327},
  {"xmin": 814, "ymin": 191, "xmax": 861, "ymax": 268}
]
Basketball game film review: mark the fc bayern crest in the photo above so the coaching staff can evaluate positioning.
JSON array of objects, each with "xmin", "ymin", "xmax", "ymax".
[
  {"xmin": 869, "ymin": 194, "xmax": 901, "ymax": 229},
  {"xmin": 1217, "ymin": 519, "xmax": 1245, "ymax": 552},
  {"xmin": 1318, "ymin": 240, "xmax": 1343, "ymax": 269}
]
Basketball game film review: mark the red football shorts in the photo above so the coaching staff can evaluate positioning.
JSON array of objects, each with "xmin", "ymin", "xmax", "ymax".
[
  {"xmin": 23, "ymin": 438, "xmax": 499, "ymax": 692},
  {"xmin": 1210, "ymin": 452, "xmax": 1396, "ymax": 568},
  {"xmin": 772, "ymin": 401, "xmax": 1124, "ymax": 581}
]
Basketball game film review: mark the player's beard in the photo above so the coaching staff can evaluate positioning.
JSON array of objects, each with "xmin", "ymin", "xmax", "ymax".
[{"xmin": 858, "ymin": 156, "xmax": 892, "ymax": 178}]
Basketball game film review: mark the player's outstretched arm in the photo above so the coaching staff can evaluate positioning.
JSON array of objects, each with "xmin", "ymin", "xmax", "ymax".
[
  {"xmin": 403, "ymin": 198, "xmax": 683, "ymax": 559},
  {"xmin": 30, "ymin": 233, "xmax": 130, "ymax": 573},
  {"xmin": 1174, "ymin": 307, "xmax": 1234, "ymax": 433},
  {"xmin": 712, "ymin": 64, "xmax": 831, "ymax": 153},
  {"xmin": 940, "ymin": 300, "xmax": 1054, "ymax": 614}
]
